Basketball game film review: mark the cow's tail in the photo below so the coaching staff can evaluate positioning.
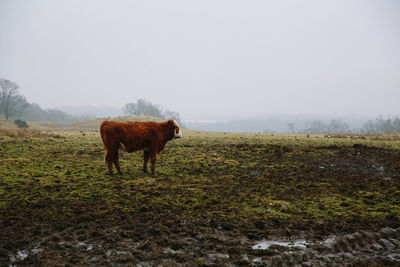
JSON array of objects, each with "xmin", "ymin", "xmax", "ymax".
[
  {"xmin": 99, "ymin": 121, "xmax": 109, "ymax": 143},
  {"xmin": 100, "ymin": 121, "xmax": 110, "ymax": 164}
]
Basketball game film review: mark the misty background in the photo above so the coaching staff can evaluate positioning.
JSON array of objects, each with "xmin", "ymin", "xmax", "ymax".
[{"xmin": 1, "ymin": 0, "xmax": 399, "ymax": 132}]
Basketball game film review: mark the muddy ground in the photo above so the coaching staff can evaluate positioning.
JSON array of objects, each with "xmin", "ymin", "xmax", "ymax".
[{"xmin": 1, "ymin": 133, "xmax": 400, "ymax": 266}]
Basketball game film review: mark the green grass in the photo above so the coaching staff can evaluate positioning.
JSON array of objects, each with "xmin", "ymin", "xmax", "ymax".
[
  {"xmin": 1, "ymin": 130, "xmax": 400, "ymax": 235},
  {"xmin": 0, "ymin": 115, "xmax": 161, "ymax": 132}
]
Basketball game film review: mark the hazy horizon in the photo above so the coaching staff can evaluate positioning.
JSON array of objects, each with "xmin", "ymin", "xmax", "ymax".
[
  {"xmin": 1, "ymin": 0, "xmax": 399, "ymax": 119},
  {"xmin": 56, "ymin": 104, "xmax": 382, "ymax": 121}
]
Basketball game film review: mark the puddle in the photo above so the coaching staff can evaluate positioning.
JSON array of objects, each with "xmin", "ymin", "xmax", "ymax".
[
  {"xmin": 77, "ymin": 241, "xmax": 93, "ymax": 251},
  {"xmin": 388, "ymin": 253, "xmax": 400, "ymax": 261},
  {"xmin": 106, "ymin": 250, "xmax": 112, "ymax": 257},
  {"xmin": 253, "ymin": 236, "xmax": 339, "ymax": 250},
  {"xmin": 164, "ymin": 248, "xmax": 183, "ymax": 254},
  {"xmin": 105, "ymin": 249, "xmax": 131, "ymax": 257},
  {"xmin": 208, "ymin": 253, "xmax": 229, "ymax": 259},
  {"xmin": 252, "ymin": 257, "xmax": 262, "ymax": 262},
  {"xmin": 252, "ymin": 239, "xmax": 309, "ymax": 250},
  {"xmin": 9, "ymin": 240, "xmax": 95, "ymax": 264},
  {"xmin": 321, "ymin": 236, "xmax": 336, "ymax": 248},
  {"xmin": 9, "ymin": 250, "xmax": 29, "ymax": 262},
  {"xmin": 116, "ymin": 250, "xmax": 130, "ymax": 255}
]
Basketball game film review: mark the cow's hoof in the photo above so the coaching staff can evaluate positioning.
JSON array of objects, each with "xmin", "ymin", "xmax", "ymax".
[{"xmin": 107, "ymin": 172, "xmax": 115, "ymax": 177}]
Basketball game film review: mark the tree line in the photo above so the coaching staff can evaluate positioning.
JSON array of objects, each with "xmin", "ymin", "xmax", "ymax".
[
  {"xmin": 291, "ymin": 119, "xmax": 350, "ymax": 134},
  {"xmin": 0, "ymin": 78, "xmax": 182, "ymax": 124},
  {"xmin": 122, "ymin": 98, "xmax": 182, "ymax": 125},
  {"xmin": 288, "ymin": 117, "xmax": 400, "ymax": 134},
  {"xmin": 0, "ymin": 79, "xmax": 29, "ymax": 120},
  {"xmin": 0, "ymin": 78, "xmax": 75, "ymax": 122},
  {"xmin": 1, "ymin": 77, "xmax": 398, "ymax": 133},
  {"xmin": 362, "ymin": 116, "xmax": 400, "ymax": 134}
]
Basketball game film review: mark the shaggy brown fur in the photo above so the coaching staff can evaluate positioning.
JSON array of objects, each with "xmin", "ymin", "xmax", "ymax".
[{"xmin": 100, "ymin": 120, "xmax": 182, "ymax": 175}]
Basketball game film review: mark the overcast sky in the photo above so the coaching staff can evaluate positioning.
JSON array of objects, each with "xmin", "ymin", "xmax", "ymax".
[{"xmin": 1, "ymin": 0, "xmax": 399, "ymax": 119}]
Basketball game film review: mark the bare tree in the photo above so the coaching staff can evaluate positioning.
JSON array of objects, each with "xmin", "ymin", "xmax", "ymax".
[
  {"xmin": 123, "ymin": 98, "xmax": 163, "ymax": 118},
  {"xmin": 122, "ymin": 102, "xmax": 137, "ymax": 115},
  {"xmin": 0, "ymin": 78, "xmax": 29, "ymax": 120},
  {"xmin": 162, "ymin": 109, "xmax": 182, "ymax": 125},
  {"xmin": 123, "ymin": 98, "xmax": 182, "ymax": 124},
  {"xmin": 328, "ymin": 119, "xmax": 349, "ymax": 133},
  {"xmin": 362, "ymin": 115, "xmax": 400, "ymax": 133},
  {"xmin": 303, "ymin": 120, "xmax": 328, "ymax": 134}
]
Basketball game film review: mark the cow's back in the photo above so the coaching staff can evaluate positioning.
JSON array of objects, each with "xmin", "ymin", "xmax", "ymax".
[{"xmin": 100, "ymin": 121, "xmax": 163, "ymax": 152}]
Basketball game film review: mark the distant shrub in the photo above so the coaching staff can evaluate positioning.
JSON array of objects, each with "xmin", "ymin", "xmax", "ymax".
[
  {"xmin": 0, "ymin": 128, "xmax": 25, "ymax": 137},
  {"xmin": 0, "ymin": 128, "xmax": 17, "ymax": 137},
  {"xmin": 14, "ymin": 119, "xmax": 29, "ymax": 128},
  {"xmin": 328, "ymin": 133, "xmax": 400, "ymax": 142},
  {"xmin": 0, "ymin": 128, "xmax": 61, "ymax": 138}
]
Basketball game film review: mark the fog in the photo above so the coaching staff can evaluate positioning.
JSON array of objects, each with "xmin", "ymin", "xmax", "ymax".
[{"xmin": 1, "ymin": 0, "xmax": 399, "ymax": 120}]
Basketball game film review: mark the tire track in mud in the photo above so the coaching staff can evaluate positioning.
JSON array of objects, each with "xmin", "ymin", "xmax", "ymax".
[
  {"xmin": 7, "ymin": 226, "xmax": 400, "ymax": 266},
  {"xmin": 253, "ymin": 227, "xmax": 400, "ymax": 266}
]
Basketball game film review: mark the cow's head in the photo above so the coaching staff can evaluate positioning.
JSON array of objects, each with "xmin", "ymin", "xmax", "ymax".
[{"xmin": 168, "ymin": 119, "xmax": 183, "ymax": 139}]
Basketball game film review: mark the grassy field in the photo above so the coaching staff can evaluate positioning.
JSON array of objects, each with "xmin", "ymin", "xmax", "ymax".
[
  {"xmin": 0, "ymin": 115, "xmax": 160, "ymax": 132},
  {"xmin": 1, "ymin": 125, "xmax": 400, "ymax": 265}
]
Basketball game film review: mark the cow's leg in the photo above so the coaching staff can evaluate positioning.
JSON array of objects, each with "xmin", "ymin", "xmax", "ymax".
[
  {"xmin": 150, "ymin": 152, "xmax": 157, "ymax": 175},
  {"xmin": 113, "ymin": 151, "xmax": 123, "ymax": 175},
  {"xmin": 105, "ymin": 149, "xmax": 115, "ymax": 176},
  {"xmin": 143, "ymin": 149, "xmax": 150, "ymax": 173}
]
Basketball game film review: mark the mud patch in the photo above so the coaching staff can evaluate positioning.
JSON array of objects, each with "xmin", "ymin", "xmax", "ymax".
[
  {"xmin": 250, "ymin": 227, "xmax": 400, "ymax": 266},
  {"xmin": 1, "ymin": 134, "xmax": 400, "ymax": 266},
  {"xmin": 252, "ymin": 239, "xmax": 309, "ymax": 250},
  {"xmin": 6, "ymin": 225, "xmax": 400, "ymax": 266}
]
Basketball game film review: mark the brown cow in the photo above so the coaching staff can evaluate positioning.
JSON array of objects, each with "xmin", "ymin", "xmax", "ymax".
[{"xmin": 100, "ymin": 120, "xmax": 182, "ymax": 176}]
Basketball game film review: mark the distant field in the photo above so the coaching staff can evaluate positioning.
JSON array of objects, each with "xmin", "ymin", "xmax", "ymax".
[
  {"xmin": 1, "ymin": 122, "xmax": 400, "ymax": 265},
  {"xmin": 34, "ymin": 115, "xmax": 161, "ymax": 131},
  {"xmin": 0, "ymin": 115, "xmax": 161, "ymax": 132}
]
